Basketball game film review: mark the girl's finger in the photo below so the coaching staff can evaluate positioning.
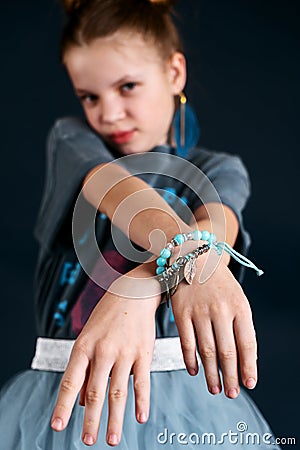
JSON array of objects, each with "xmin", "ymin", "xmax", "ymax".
[
  {"xmin": 193, "ymin": 318, "xmax": 222, "ymax": 395},
  {"xmin": 213, "ymin": 315, "xmax": 239, "ymax": 399},
  {"xmin": 106, "ymin": 361, "xmax": 132, "ymax": 447},
  {"xmin": 233, "ymin": 308, "xmax": 258, "ymax": 390},
  {"xmin": 132, "ymin": 357, "xmax": 152, "ymax": 424},
  {"xmin": 175, "ymin": 313, "xmax": 199, "ymax": 375},
  {"xmin": 81, "ymin": 358, "xmax": 112, "ymax": 446},
  {"xmin": 51, "ymin": 344, "xmax": 89, "ymax": 431}
]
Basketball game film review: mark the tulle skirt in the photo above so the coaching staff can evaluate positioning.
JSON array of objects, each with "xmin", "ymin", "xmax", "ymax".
[{"xmin": 0, "ymin": 365, "xmax": 280, "ymax": 449}]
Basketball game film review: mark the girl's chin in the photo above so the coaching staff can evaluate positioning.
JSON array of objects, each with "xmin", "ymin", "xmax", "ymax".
[
  {"xmin": 111, "ymin": 142, "xmax": 152, "ymax": 155},
  {"xmin": 97, "ymin": 131, "xmax": 163, "ymax": 155},
  {"xmin": 117, "ymin": 147, "xmax": 151, "ymax": 155}
]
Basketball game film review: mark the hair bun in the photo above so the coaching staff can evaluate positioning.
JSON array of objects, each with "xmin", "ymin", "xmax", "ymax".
[
  {"xmin": 60, "ymin": 0, "xmax": 83, "ymax": 15},
  {"xmin": 148, "ymin": 0, "xmax": 176, "ymax": 13},
  {"xmin": 61, "ymin": 0, "xmax": 176, "ymax": 15}
]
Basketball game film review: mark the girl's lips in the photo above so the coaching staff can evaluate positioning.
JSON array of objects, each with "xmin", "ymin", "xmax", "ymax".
[{"xmin": 108, "ymin": 129, "xmax": 135, "ymax": 144}]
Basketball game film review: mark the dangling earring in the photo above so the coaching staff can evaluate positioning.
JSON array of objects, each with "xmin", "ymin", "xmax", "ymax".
[
  {"xmin": 179, "ymin": 91, "xmax": 187, "ymax": 148},
  {"xmin": 173, "ymin": 92, "xmax": 201, "ymax": 157}
]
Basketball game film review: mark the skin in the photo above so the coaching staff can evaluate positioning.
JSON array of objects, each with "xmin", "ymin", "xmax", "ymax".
[
  {"xmin": 51, "ymin": 31, "xmax": 257, "ymax": 446},
  {"xmin": 64, "ymin": 31, "xmax": 186, "ymax": 154}
]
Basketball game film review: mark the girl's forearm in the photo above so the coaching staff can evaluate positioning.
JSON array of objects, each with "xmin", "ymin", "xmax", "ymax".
[
  {"xmin": 83, "ymin": 163, "xmax": 239, "ymax": 260},
  {"xmin": 83, "ymin": 163, "xmax": 192, "ymax": 255},
  {"xmin": 192, "ymin": 202, "xmax": 239, "ymax": 266},
  {"xmin": 109, "ymin": 258, "xmax": 162, "ymax": 306}
]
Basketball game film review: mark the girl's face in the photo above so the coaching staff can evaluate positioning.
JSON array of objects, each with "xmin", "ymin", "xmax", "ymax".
[{"xmin": 64, "ymin": 31, "xmax": 186, "ymax": 154}]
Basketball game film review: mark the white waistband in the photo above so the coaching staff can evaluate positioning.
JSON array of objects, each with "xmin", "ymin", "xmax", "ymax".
[{"xmin": 31, "ymin": 337, "xmax": 194, "ymax": 373}]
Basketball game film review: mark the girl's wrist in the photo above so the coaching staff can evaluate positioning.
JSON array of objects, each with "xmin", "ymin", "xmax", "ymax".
[
  {"xmin": 148, "ymin": 223, "xmax": 193, "ymax": 258},
  {"xmin": 167, "ymin": 231, "xmax": 231, "ymax": 271},
  {"xmin": 157, "ymin": 224, "xmax": 263, "ymax": 298},
  {"xmin": 169, "ymin": 239, "xmax": 206, "ymax": 264},
  {"xmin": 109, "ymin": 261, "xmax": 162, "ymax": 309},
  {"xmin": 156, "ymin": 229, "xmax": 214, "ymax": 276}
]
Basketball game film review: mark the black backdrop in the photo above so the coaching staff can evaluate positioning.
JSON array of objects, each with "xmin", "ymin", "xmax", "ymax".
[{"xmin": 1, "ymin": 0, "xmax": 299, "ymax": 446}]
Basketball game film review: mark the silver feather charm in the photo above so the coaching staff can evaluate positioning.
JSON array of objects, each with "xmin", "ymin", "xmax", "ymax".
[{"xmin": 183, "ymin": 258, "xmax": 196, "ymax": 284}]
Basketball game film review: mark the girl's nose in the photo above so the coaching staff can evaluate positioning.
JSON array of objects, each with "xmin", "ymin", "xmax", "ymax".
[{"xmin": 100, "ymin": 97, "xmax": 125, "ymax": 124}]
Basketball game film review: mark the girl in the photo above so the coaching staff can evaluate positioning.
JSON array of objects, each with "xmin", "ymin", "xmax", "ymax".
[{"xmin": 0, "ymin": 0, "xmax": 280, "ymax": 448}]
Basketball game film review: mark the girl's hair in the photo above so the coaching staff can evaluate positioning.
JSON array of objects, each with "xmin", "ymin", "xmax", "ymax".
[{"xmin": 60, "ymin": 0, "xmax": 183, "ymax": 61}]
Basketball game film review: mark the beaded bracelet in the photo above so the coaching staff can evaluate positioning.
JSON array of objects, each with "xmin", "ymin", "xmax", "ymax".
[
  {"xmin": 156, "ymin": 230, "xmax": 264, "ymax": 306},
  {"xmin": 158, "ymin": 243, "xmax": 210, "ymax": 307},
  {"xmin": 156, "ymin": 230, "xmax": 215, "ymax": 275},
  {"xmin": 156, "ymin": 229, "xmax": 263, "ymax": 277}
]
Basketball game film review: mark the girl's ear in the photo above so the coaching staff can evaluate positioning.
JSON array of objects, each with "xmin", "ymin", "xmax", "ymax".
[{"xmin": 167, "ymin": 52, "xmax": 187, "ymax": 95}]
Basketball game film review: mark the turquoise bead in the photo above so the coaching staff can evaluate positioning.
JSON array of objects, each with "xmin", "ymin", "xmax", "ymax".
[
  {"xmin": 156, "ymin": 257, "xmax": 167, "ymax": 267},
  {"xmin": 171, "ymin": 262, "xmax": 179, "ymax": 269},
  {"xmin": 192, "ymin": 230, "xmax": 202, "ymax": 240},
  {"xmin": 160, "ymin": 248, "xmax": 171, "ymax": 259},
  {"xmin": 208, "ymin": 233, "xmax": 217, "ymax": 244},
  {"xmin": 174, "ymin": 233, "xmax": 185, "ymax": 245},
  {"xmin": 156, "ymin": 267, "xmax": 165, "ymax": 275},
  {"xmin": 201, "ymin": 230, "xmax": 211, "ymax": 241}
]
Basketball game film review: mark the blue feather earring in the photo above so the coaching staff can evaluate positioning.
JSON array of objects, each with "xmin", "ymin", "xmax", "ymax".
[{"xmin": 173, "ymin": 92, "xmax": 201, "ymax": 157}]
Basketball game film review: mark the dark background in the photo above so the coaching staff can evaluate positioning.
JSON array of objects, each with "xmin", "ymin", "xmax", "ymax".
[{"xmin": 1, "ymin": 0, "xmax": 299, "ymax": 446}]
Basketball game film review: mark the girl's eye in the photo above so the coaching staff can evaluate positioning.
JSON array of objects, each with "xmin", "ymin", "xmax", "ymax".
[
  {"xmin": 120, "ymin": 82, "xmax": 137, "ymax": 93},
  {"xmin": 79, "ymin": 94, "xmax": 98, "ymax": 104}
]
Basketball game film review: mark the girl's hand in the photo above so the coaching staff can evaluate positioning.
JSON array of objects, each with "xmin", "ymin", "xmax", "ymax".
[
  {"xmin": 172, "ymin": 258, "xmax": 257, "ymax": 398},
  {"xmin": 51, "ymin": 272, "xmax": 161, "ymax": 447}
]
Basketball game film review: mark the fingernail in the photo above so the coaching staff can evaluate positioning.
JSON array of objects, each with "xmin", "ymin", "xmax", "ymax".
[
  {"xmin": 246, "ymin": 377, "xmax": 256, "ymax": 389},
  {"xmin": 228, "ymin": 388, "xmax": 238, "ymax": 398},
  {"xmin": 139, "ymin": 412, "xmax": 147, "ymax": 423},
  {"xmin": 210, "ymin": 386, "xmax": 220, "ymax": 395},
  {"xmin": 51, "ymin": 418, "xmax": 63, "ymax": 431},
  {"xmin": 83, "ymin": 434, "xmax": 94, "ymax": 445},
  {"xmin": 190, "ymin": 367, "xmax": 198, "ymax": 376},
  {"xmin": 108, "ymin": 433, "xmax": 118, "ymax": 445}
]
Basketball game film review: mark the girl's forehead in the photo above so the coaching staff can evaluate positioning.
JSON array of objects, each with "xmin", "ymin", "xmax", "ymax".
[
  {"xmin": 64, "ymin": 32, "xmax": 169, "ymax": 89},
  {"xmin": 66, "ymin": 31, "xmax": 163, "ymax": 68},
  {"xmin": 95, "ymin": 30, "xmax": 156, "ymax": 50}
]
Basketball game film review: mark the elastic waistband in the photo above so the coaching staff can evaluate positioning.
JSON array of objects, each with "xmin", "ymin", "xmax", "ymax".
[{"xmin": 31, "ymin": 337, "xmax": 193, "ymax": 373}]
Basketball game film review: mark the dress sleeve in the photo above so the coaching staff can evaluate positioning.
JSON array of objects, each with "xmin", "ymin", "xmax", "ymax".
[
  {"xmin": 34, "ymin": 117, "xmax": 113, "ymax": 250},
  {"xmin": 188, "ymin": 147, "xmax": 252, "ymax": 282}
]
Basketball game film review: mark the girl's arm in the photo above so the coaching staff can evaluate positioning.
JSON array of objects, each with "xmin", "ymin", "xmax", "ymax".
[
  {"xmin": 171, "ymin": 202, "xmax": 257, "ymax": 399},
  {"xmin": 51, "ymin": 260, "xmax": 162, "ymax": 447},
  {"xmin": 52, "ymin": 158, "xmax": 257, "ymax": 446},
  {"xmin": 82, "ymin": 162, "xmax": 192, "ymax": 253},
  {"xmin": 82, "ymin": 161, "xmax": 257, "ymax": 396},
  {"xmin": 51, "ymin": 204, "xmax": 257, "ymax": 446}
]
